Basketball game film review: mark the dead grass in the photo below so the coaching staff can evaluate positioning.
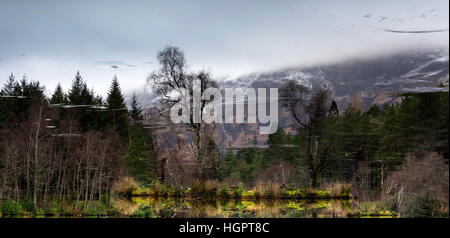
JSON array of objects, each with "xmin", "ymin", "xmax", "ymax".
[{"xmin": 111, "ymin": 177, "xmax": 138, "ymax": 197}]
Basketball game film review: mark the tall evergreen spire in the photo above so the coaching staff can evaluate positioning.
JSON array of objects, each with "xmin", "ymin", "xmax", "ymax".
[
  {"xmin": 107, "ymin": 75, "xmax": 126, "ymax": 110},
  {"xmin": 68, "ymin": 71, "xmax": 84, "ymax": 104},
  {"xmin": 67, "ymin": 71, "xmax": 94, "ymax": 105},
  {"xmin": 106, "ymin": 75, "xmax": 128, "ymax": 133},
  {"xmin": 129, "ymin": 92, "xmax": 143, "ymax": 121}
]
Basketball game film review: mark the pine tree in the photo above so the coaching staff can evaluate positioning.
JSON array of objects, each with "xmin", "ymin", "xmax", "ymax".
[
  {"xmin": 80, "ymin": 83, "xmax": 94, "ymax": 105},
  {"xmin": 17, "ymin": 75, "xmax": 44, "ymax": 103},
  {"xmin": 50, "ymin": 83, "xmax": 66, "ymax": 104},
  {"xmin": 0, "ymin": 73, "xmax": 18, "ymax": 126},
  {"xmin": 106, "ymin": 75, "xmax": 128, "ymax": 133},
  {"xmin": 68, "ymin": 71, "xmax": 87, "ymax": 105},
  {"xmin": 66, "ymin": 71, "xmax": 100, "ymax": 131},
  {"xmin": 1, "ymin": 73, "xmax": 18, "ymax": 96},
  {"xmin": 107, "ymin": 75, "xmax": 126, "ymax": 110},
  {"xmin": 129, "ymin": 92, "xmax": 143, "ymax": 121},
  {"xmin": 19, "ymin": 75, "xmax": 43, "ymax": 100},
  {"xmin": 93, "ymin": 94, "xmax": 104, "ymax": 105}
]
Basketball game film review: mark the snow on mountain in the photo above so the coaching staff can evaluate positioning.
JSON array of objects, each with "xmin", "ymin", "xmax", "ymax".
[
  {"xmin": 126, "ymin": 49, "xmax": 449, "ymax": 147},
  {"xmin": 219, "ymin": 49, "xmax": 449, "ymax": 109}
]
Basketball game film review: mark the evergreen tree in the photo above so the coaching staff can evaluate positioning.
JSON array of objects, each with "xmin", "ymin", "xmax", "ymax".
[
  {"xmin": 93, "ymin": 94, "xmax": 104, "ymax": 105},
  {"xmin": 365, "ymin": 104, "xmax": 381, "ymax": 117},
  {"xmin": 106, "ymin": 75, "xmax": 128, "ymax": 133},
  {"xmin": 129, "ymin": 92, "xmax": 143, "ymax": 121},
  {"xmin": 80, "ymin": 84, "xmax": 94, "ymax": 105},
  {"xmin": 328, "ymin": 100, "xmax": 339, "ymax": 117},
  {"xmin": 123, "ymin": 127, "xmax": 155, "ymax": 184},
  {"xmin": 1, "ymin": 73, "xmax": 19, "ymax": 96},
  {"xmin": 67, "ymin": 71, "xmax": 89, "ymax": 105},
  {"xmin": 20, "ymin": 75, "xmax": 44, "ymax": 101},
  {"xmin": 66, "ymin": 71, "xmax": 100, "ymax": 131},
  {"xmin": 50, "ymin": 83, "xmax": 66, "ymax": 104},
  {"xmin": 0, "ymin": 73, "xmax": 18, "ymax": 127},
  {"xmin": 49, "ymin": 83, "xmax": 68, "ymax": 122},
  {"xmin": 107, "ymin": 76, "xmax": 126, "ymax": 109}
]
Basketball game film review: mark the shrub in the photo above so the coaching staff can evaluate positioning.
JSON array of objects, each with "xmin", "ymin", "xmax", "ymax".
[
  {"xmin": 172, "ymin": 185, "xmax": 185, "ymax": 197},
  {"xmin": 133, "ymin": 205, "xmax": 156, "ymax": 218},
  {"xmin": 264, "ymin": 183, "xmax": 279, "ymax": 199},
  {"xmin": 204, "ymin": 180, "xmax": 219, "ymax": 197},
  {"xmin": 340, "ymin": 184, "xmax": 352, "ymax": 197},
  {"xmin": 403, "ymin": 195, "xmax": 441, "ymax": 218},
  {"xmin": 152, "ymin": 181, "xmax": 163, "ymax": 196},
  {"xmin": 219, "ymin": 184, "xmax": 230, "ymax": 198},
  {"xmin": 46, "ymin": 201, "xmax": 62, "ymax": 216},
  {"xmin": 61, "ymin": 207, "xmax": 73, "ymax": 217},
  {"xmin": 21, "ymin": 199, "xmax": 34, "ymax": 212},
  {"xmin": 1, "ymin": 200, "xmax": 23, "ymax": 217},
  {"xmin": 190, "ymin": 180, "xmax": 219, "ymax": 197},
  {"xmin": 383, "ymin": 153, "xmax": 449, "ymax": 216},
  {"xmin": 92, "ymin": 202, "xmax": 108, "ymax": 217},
  {"xmin": 83, "ymin": 207, "xmax": 98, "ymax": 217},
  {"xmin": 35, "ymin": 208, "xmax": 45, "ymax": 218},
  {"xmin": 190, "ymin": 180, "xmax": 205, "ymax": 197},
  {"xmin": 111, "ymin": 177, "xmax": 138, "ymax": 197},
  {"xmin": 234, "ymin": 183, "xmax": 245, "ymax": 198},
  {"xmin": 254, "ymin": 182, "xmax": 264, "ymax": 199}
]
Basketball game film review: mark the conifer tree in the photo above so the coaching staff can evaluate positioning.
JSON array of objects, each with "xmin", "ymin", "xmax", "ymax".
[
  {"xmin": 66, "ymin": 71, "xmax": 99, "ymax": 131},
  {"xmin": 0, "ymin": 73, "xmax": 19, "ymax": 126},
  {"xmin": 107, "ymin": 76, "xmax": 126, "ymax": 109},
  {"xmin": 19, "ymin": 75, "xmax": 44, "ymax": 101},
  {"xmin": 1, "ymin": 73, "xmax": 18, "ymax": 96},
  {"xmin": 68, "ymin": 71, "xmax": 91, "ymax": 105},
  {"xmin": 129, "ymin": 92, "xmax": 143, "ymax": 121},
  {"xmin": 50, "ymin": 83, "xmax": 66, "ymax": 104},
  {"xmin": 328, "ymin": 100, "xmax": 339, "ymax": 117},
  {"xmin": 106, "ymin": 75, "xmax": 128, "ymax": 133},
  {"xmin": 123, "ymin": 127, "xmax": 155, "ymax": 184}
]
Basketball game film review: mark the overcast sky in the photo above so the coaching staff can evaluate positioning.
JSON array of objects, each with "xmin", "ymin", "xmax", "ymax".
[{"xmin": 0, "ymin": 0, "xmax": 448, "ymax": 96}]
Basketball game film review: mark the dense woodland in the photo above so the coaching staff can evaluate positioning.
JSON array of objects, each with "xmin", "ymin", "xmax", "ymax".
[
  {"xmin": 0, "ymin": 71, "xmax": 155, "ymax": 212},
  {"xmin": 0, "ymin": 46, "xmax": 448, "ymax": 217}
]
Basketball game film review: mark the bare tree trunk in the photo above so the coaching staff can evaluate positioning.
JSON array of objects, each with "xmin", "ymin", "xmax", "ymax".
[
  {"xmin": 84, "ymin": 159, "xmax": 90, "ymax": 209},
  {"xmin": 74, "ymin": 160, "xmax": 83, "ymax": 211},
  {"xmin": 33, "ymin": 103, "xmax": 43, "ymax": 211},
  {"xmin": 26, "ymin": 137, "xmax": 32, "ymax": 197}
]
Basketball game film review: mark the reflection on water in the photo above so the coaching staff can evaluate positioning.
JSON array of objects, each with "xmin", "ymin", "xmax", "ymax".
[{"xmin": 113, "ymin": 197, "xmax": 354, "ymax": 218}]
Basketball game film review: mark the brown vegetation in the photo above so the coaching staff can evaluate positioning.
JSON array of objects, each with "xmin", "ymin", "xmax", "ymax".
[{"xmin": 383, "ymin": 153, "xmax": 449, "ymax": 217}]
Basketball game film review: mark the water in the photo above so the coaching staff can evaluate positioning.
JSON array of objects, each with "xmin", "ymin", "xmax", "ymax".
[
  {"xmin": 1, "ymin": 197, "xmax": 400, "ymax": 218},
  {"xmin": 114, "ymin": 197, "xmax": 355, "ymax": 218}
]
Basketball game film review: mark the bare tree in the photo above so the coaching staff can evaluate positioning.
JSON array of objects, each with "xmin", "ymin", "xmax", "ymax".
[
  {"xmin": 383, "ymin": 153, "xmax": 449, "ymax": 216},
  {"xmin": 281, "ymin": 77, "xmax": 332, "ymax": 187},
  {"xmin": 147, "ymin": 46, "xmax": 218, "ymax": 181}
]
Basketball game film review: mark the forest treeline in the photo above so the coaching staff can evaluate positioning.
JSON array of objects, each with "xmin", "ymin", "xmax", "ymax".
[
  {"xmin": 0, "ymin": 46, "xmax": 448, "ymax": 217},
  {"xmin": 217, "ymin": 90, "xmax": 448, "ymax": 199},
  {"xmin": 0, "ymin": 72, "xmax": 154, "ymax": 211}
]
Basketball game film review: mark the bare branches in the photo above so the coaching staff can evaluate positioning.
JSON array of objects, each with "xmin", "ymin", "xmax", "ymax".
[
  {"xmin": 280, "ymin": 78, "xmax": 331, "ymax": 128},
  {"xmin": 147, "ymin": 46, "xmax": 188, "ymax": 109},
  {"xmin": 281, "ymin": 77, "xmax": 332, "ymax": 187}
]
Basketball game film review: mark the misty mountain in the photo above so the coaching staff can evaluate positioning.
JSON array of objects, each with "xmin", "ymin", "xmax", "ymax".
[
  {"xmin": 223, "ymin": 49, "xmax": 449, "ymax": 109},
  {"xmin": 130, "ymin": 49, "xmax": 449, "ymax": 147}
]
